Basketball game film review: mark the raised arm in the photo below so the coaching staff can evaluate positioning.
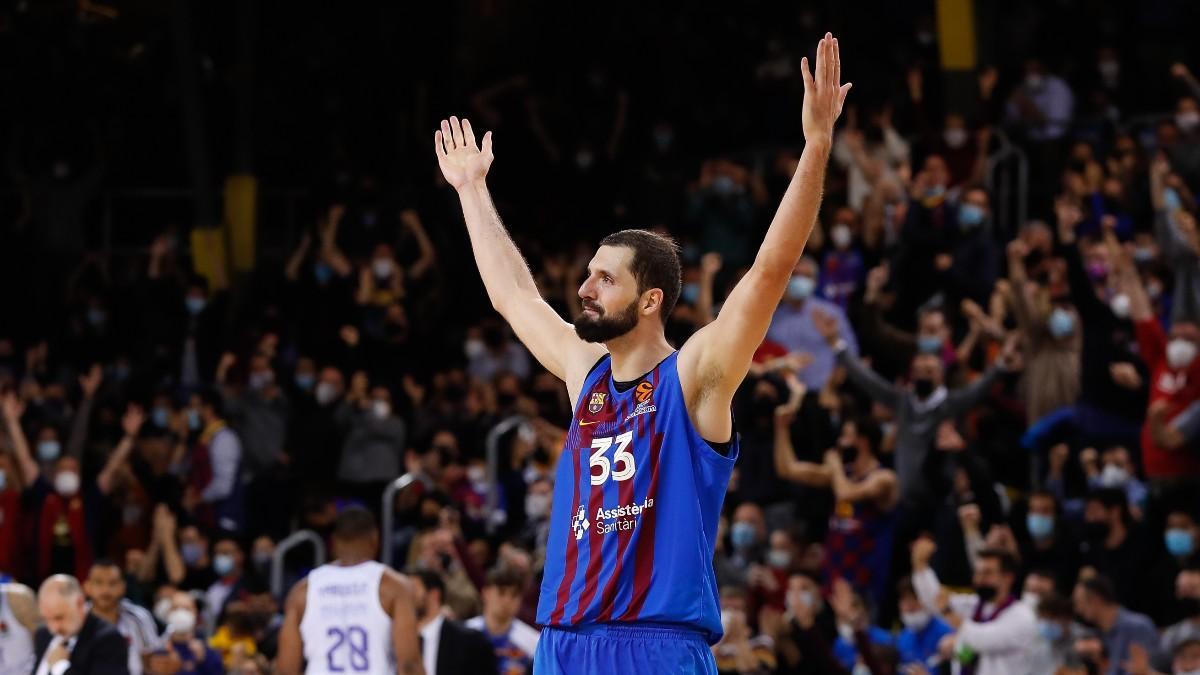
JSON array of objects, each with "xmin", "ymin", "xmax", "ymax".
[
  {"xmin": 399, "ymin": 208, "xmax": 437, "ymax": 280},
  {"xmin": 435, "ymin": 116, "xmax": 605, "ymax": 402},
  {"xmin": 678, "ymin": 34, "xmax": 851, "ymax": 439},
  {"xmin": 66, "ymin": 365, "xmax": 102, "ymax": 461},
  {"xmin": 1, "ymin": 392, "xmax": 38, "ymax": 485},
  {"xmin": 772, "ymin": 375, "xmax": 832, "ymax": 486},
  {"xmin": 96, "ymin": 404, "xmax": 144, "ymax": 495}
]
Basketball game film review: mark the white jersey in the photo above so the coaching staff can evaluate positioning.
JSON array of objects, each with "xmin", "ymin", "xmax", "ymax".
[
  {"xmin": 85, "ymin": 600, "xmax": 162, "ymax": 675},
  {"xmin": 300, "ymin": 561, "xmax": 394, "ymax": 675},
  {"xmin": 0, "ymin": 585, "xmax": 35, "ymax": 675}
]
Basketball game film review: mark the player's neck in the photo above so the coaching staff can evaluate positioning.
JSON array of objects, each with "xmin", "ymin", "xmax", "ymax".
[
  {"xmin": 334, "ymin": 554, "xmax": 371, "ymax": 566},
  {"xmin": 483, "ymin": 613, "xmax": 512, "ymax": 636},
  {"xmin": 604, "ymin": 327, "xmax": 673, "ymax": 382},
  {"xmin": 91, "ymin": 605, "xmax": 118, "ymax": 623}
]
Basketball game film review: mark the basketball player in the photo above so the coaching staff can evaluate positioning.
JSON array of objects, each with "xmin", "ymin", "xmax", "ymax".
[
  {"xmin": 434, "ymin": 33, "xmax": 850, "ymax": 675},
  {"xmin": 276, "ymin": 506, "xmax": 424, "ymax": 675},
  {"xmin": 0, "ymin": 581, "xmax": 37, "ymax": 675}
]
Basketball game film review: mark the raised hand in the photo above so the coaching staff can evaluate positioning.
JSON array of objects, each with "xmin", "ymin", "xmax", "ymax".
[
  {"xmin": 700, "ymin": 252, "xmax": 723, "ymax": 277},
  {"xmin": 79, "ymin": 364, "xmax": 103, "ymax": 399},
  {"xmin": 800, "ymin": 33, "xmax": 852, "ymax": 146},
  {"xmin": 0, "ymin": 391, "xmax": 24, "ymax": 422},
  {"xmin": 434, "ymin": 116, "xmax": 494, "ymax": 190}
]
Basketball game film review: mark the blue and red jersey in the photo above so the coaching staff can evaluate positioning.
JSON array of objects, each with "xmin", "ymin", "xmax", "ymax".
[{"xmin": 535, "ymin": 352, "xmax": 738, "ymax": 643}]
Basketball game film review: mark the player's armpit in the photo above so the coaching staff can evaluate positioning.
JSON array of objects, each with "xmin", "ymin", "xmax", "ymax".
[{"xmin": 274, "ymin": 579, "xmax": 307, "ymax": 675}]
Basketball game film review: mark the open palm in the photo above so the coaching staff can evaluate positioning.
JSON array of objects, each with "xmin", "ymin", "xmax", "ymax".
[
  {"xmin": 800, "ymin": 33, "xmax": 852, "ymax": 144},
  {"xmin": 434, "ymin": 116, "xmax": 493, "ymax": 190}
]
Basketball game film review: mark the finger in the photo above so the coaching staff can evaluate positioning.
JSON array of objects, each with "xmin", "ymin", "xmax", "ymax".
[
  {"xmin": 825, "ymin": 34, "xmax": 835, "ymax": 94},
  {"xmin": 839, "ymin": 82, "xmax": 853, "ymax": 108},
  {"xmin": 800, "ymin": 56, "xmax": 813, "ymax": 93},
  {"xmin": 813, "ymin": 38, "xmax": 825, "ymax": 88},
  {"xmin": 482, "ymin": 130, "xmax": 493, "ymax": 156},
  {"xmin": 462, "ymin": 118, "xmax": 477, "ymax": 149},
  {"xmin": 833, "ymin": 36, "xmax": 841, "ymax": 87},
  {"xmin": 434, "ymin": 130, "xmax": 446, "ymax": 158},
  {"xmin": 449, "ymin": 116, "xmax": 464, "ymax": 148},
  {"xmin": 440, "ymin": 120, "xmax": 455, "ymax": 149}
]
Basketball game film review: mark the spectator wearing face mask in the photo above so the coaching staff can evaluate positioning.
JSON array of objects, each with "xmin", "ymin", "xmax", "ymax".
[
  {"xmin": 176, "ymin": 527, "xmax": 216, "ymax": 592},
  {"xmin": 812, "ymin": 308, "xmax": 1014, "ymax": 512},
  {"xmin": 4, "ymin": 396, "xmax": 145, "ymax": 582},
  {"xmin": 1019, "ymin": 488, "xmax": 1082, "ymax": 592},
  {"xmin": 1078, "ymin": 446, "xmax": 1149, "ymax": 514},
  {"xmin": 518, "ymin": 477, "xmax": 552, "ymax": 558},
  {"xmin": 895, "ymin": 576, "xmax": 952, "ymax": 671},
  {"xmin": 1081, "ymin": 488, "xmax": 1150, "ymax": 611},
  {"xmin": 856, "ymin": 265, "xmax": 958, "ymax": 381},
  {"xmin": 832, "ymin": 106, "xmax": 910, "ymax": 212},
  {"xmin": 1150, "ymin": 152, "xmax": 1200, "ymax": 328},
  {"xmin": 204, "ymin": 538, "xmax": 246, "ymax": 631},
  {"xmin": 1147, "ymin": 517, "xmax": 1200, "ymax": 629},
  {"xmin": 817, "ymin": 207, "xmax": 865, "ymax": 311},
  {"xmin": 285, "ymin": 366, "xmax": 346, "ymax": 496},
  {"xmin": 336, "ymin": 383, "xmax": 407, "ymax": 507},
  {"xmin": 183, "ymin": 390, "xmax": 244, "ymax": 536},
  {"xmin": 1029, "ymin": 591, "xmax": 1091, "ymax": 674},
  {"xmin": 1161, "ymin": 567, "xmax": 1200, "ymax": 659},
  {"xmin": 154, "ymin": 591, "xmax": 223, "ymax": 675},
  {"xmin": 465, "ymin": 321, "xmax": 532, "ymax": 382},
  {"xmin": 766, "ymin": 257, "xmax": 858, "ymax": 391},
  {"xmin": 716, "ymin": 504, "xmax": 768, "ymax": 589}
]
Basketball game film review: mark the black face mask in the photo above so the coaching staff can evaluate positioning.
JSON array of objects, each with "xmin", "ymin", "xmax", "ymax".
[
  {"xmin": 1084, "ymin": 521, "xmax": 1110, "ymax": 541},
  {"xmin": 496, "ymin": 392, "xmax": 517, "ymax": 408},
  {"xmin": 1178, "ymin": 597, "xmax": 1200, "ymax": 618},
  {"xmin": 974, "ymin": 585, "xmax": 998, "ymax": 603},
  {"xmin": 840, "ymin": 444, "xmax": 858, "ymax": 465},
  {"xmin": 913, "ymin": 378, "xmax": 935, "ymax": 399}
]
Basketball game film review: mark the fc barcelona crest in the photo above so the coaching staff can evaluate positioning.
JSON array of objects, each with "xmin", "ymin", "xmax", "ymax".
[{"xmin": 588, "ymin": 392, "xmax": 607, "ymax": 414}]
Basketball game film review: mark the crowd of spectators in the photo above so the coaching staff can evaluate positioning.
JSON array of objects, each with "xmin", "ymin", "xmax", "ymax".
[{"xmin": 4, "ymin": 3, "xmax": 1200, "ymax": 675}]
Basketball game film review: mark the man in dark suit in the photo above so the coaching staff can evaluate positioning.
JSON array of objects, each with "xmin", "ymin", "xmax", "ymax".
[
  {"xmin": 411, "ymin": 570, "xmax": 498, "ymax": 675},
  {"xmin": 32, "ymin": 575, "xmax": 129, "ymax": 675}
]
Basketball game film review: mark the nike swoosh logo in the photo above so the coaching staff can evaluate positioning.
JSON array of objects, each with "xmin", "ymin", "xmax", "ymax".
[{"xmin": 579, "ymin": 420, "xmax": 599, "ymax": 426}]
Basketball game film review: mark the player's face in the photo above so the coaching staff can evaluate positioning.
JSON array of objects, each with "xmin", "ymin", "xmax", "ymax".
[
  {"xmin": 574, "ymin": 246, "xmax": 644, "ymax": 343},
  {"xmin": 84, "ymin": 565, "xmax": 125, "ymax": 611}
]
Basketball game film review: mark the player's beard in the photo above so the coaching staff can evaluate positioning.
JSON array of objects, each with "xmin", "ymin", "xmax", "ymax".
[{"xmin": 574, "ymin": 297, "xmax": 640, "ymax": 343}]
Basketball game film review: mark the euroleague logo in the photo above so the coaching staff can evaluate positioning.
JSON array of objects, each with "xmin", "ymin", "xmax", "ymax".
[
  {"xmin": 625, "ymin": 381, "xmax": 657, "ymax": 422},
  {"xmin": 635, "ymin": 381, "xmax": 654, "ymax": 403}
]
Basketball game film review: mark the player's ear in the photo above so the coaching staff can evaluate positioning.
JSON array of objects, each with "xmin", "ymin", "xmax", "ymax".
[{"xmin": 642, "ymin": 288, "xmax": 663, "ymax": 316}]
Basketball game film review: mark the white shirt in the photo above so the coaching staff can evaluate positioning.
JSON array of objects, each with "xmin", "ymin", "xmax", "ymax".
[
  {"xmin": 419, "ymin": 614, "xmax": 444, "ymax": 675},
  {"xmin": 34, "ymin": 636, "xmax": 77, "ymax": 675},
  {"xmin": 912, "ymin": 568, "xmax": 1038, "ymax": 675},
  {"xmin": 87, "ymin": 600, "xmax": 162, "ymax": 675},
  {"xmin": 299, "ymin": 561, "xmax": 394, "ymax": 675},
  {"xmin": 204, "ymin": 580, "xmax": 235, "ymax": 632}
]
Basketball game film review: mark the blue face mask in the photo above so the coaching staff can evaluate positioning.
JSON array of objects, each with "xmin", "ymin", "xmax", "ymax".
[
  {"xmin": 86, "ymin": 308, "xmax": 107, "ymax": 327},
  {"xmin": 1167, "ymin": 528, "xmax": 1195, "ymax": 557},
  {"xmin": 37, "ymin": 440, "xmax": 61, "ymax": 463},
  {"xmin": 917, "ymin": 335, "xmax": 943, "ymax": 354},
  {"xmin": 152, "ymin": 407, "xmax": 170, "ymax": 429},
  {"xmin": 1027, "ymin": 513, "xmax": 1054, "ymax": 540},
  {"xmin": 213, "ymin": 554, "xmax": 236, "ymax": 577},
  {"xmin": 1164, "ymin": 187, "xmax": 1183, "ymax": 212},
  {"xmin": 187, "ymin": 409, "xmax": 201, "ymax": 431},
  {"xmin": 181, "ymin": 542, "xmax": 204, "ymax": 566},
  {"xmin": 295, "ymin": 373, "xmax": 315, "ymax": 391},
  {"xmin": 680, "ymin": 282, "xmax": 701, "ymax": 305},
  {"xmin": 730, "ymin": 522, "xmax": 757, "ymax": 550},
  {"xmin": 958, "ymin": 203, "xmax": 985, "ymax": 228},
  {"xmin": 1048, "ymin": 308, "xmax": 1075, "ymax": 338},
  {"xmin": 185, "ymin": 296, "xmax": 207, "ymax": 315},
  {"xmin": 713, "ymin": 175, "xmax": 736, "ymax": 196},
  {"xmin": 314, "ymin": 262, "xmax": 334, "ymax": 285},
  {"xmin": 1037, "ymin": 620, "xmax": 1064, "ymax": 643},
  {"xmin": 787, "ymin": 276, "xmax": 815, "ymax": 301}
]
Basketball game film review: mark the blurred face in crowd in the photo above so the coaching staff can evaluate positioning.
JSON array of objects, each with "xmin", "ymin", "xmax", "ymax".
[
  {"xmin": 369, "ymin": 386, "xmax": 392, "ymax": 420},
  {"xmin": 371, "ymin": 244, "xmax": 396, "ymax": 279},
  {"xmin": 1166, "ymin": 513, "xmax": 1198, "ymax": 559},
  {"xmin": 1167, "ymin": 322, "xmax": 1200, "ymax": 370},
  {"xmin": 837, "ymin": 421, "xmax": 863, "ymax": 461},
  {"xmin": 786, "ymin": 574, "xmax": 822, "ymax": 617},
  {"xmin": 84, "ymin": 564, "xmax": 126, "ymax": 613},
  {"xmin": 785, "ymin": 258, "xmax": 819, "ymax": 304},
  {"xmin": 315, "ymin": 367, "xmax": 345, "ymax": 406},
  {"xmin": 248, "ymin": 355, "xmax": 274, "ymax": 392},
  {"xmin": 730, "ymin": 503, "xmax": 765, "ymax": 551},
  {"xmin": 180, "ymin": 526, "xmax": 208, "ymax": 568},
  {"xmin": 1084, "ymin": 498, "xmax": 1122, "ymax": 539},
  {"xmin": 1178, "ymin": 97, "xmax": 1200, "ymax": 134},
  {"xmin": 943, "ymin": 113, "xmax": 968, "ymax": 149},
  {"xmin": 213, "ymin": 539, "xmax": 243, "ymax": 579},
  {"xmin": 1023, "ymin": 571, "xmax": 1055, "ymax": 601},
  {"xmin": 916, "ymin": 309, "xmax": 948, "ymax": 354},
  {"xmin": 575, "ymin": 245, "xmax": 646, "ymax": 343},
  {"xmin": 923, "ymin": 155, "xmax": 949, "ymax": 189},
  {"xmin": 409, "ymin": 577, "xmax": 440, "ymax": 622},
  {"xmin": 36, "ymin": 427, "xmax": 62, "ymax": 464},
  {"xmin": 1100, "ymin": 446, "xmax": 1133, "ymax": 484},
  {"xmin": 959, "ymin": 188, "xmax": 990, "ymax": 227},
  {"xmin": 909, "ymin": 354, "xmax": 944, "ymax": 397},
  {"xmin": 766, "ymin": 530, "xmax": 795, "ymax": 570},
  {"xmin": 1027, "ymin": 493, "xmax": 1057, "ymax": 541},
  {"xmin": 293, "ymin": 357, "xmax": 316, "ymax": 391},
  {"xmin": 482, "ymin": 583, "xmax": 523, "ymax": 624},
  {"xmin": 525, "ymin": 479, "xmax": 552, "ymax": 522},
  {"xmin": 972, "ymin": 555, "xmax": 1013, "ymax": 602},
  {"xmin": 52, "ymin": 457, "xmax": 82, "ymax": 497}
]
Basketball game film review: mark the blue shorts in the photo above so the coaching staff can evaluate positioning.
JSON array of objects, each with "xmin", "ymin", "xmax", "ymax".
[{"xmin": 533, "ymin": 622, "xmax": 717, "ymax": 675}]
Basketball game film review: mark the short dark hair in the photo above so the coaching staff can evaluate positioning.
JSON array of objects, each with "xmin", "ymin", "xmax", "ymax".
[
  {"xmin": 196, "ymin": 388, "xmax": 224, "ymax": 417},
  {"xmin": 484, "ymin": 566, "xmax": 528, "ymax": 594},
  {"xmin": 332, "ymin": 506, "xmax": 378, "ymax": 541},
  {"xmin": 88, "ymin": 559, "xmax": 121, "ymax": 574},
  {"xmin": 1037, "ymin": 592, "xmax": 1074, "ymax": 619},
  {"xmin": 1087, "ymin": 488, "xmax": 1130, "ymax": 520},
  {"xmin": 896, "ymin": 576, "xmax": 916, "ymax": 600},
  {"xmin": 977, "ymin": 548, "xmax": 1019, "ymax": 576},
  {"xmin": 853, "ymin": 417, "xmax": 883, "ymax": 455},
  {"xmin": 598, "ymin": 229, "xmax": 682, "ymax": 324},
  {"xmin": 1081, "ymin": 576, "xmax": 1118, "ymax": 605},
  {"xmin": 411, "ymin": 569, "xmax": 445, "ymax": 603}
]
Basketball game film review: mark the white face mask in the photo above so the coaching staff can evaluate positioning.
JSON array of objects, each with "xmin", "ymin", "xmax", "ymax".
[
  {"xmin": 837, "ymin": 623, "xmax": 856, "ymax": 642},
  {"xmin": 166, "ymin": 608, "xmax": 196, "ymax": 637},
  {"xmin": 372, "ymin": 258, "xmax": 394, "ymax": 279},
  {"xmin": 371, "ymin": 400, "xmax": 391, "ymax": 420},
  {"xmin": 1100, "ymin": 463, "xmax": 1130, "ymax": 487},
  {"xmin": 315, "ymin": 381, "xmax": 339, "ymax": 406},
  {"xmin": 1179, "ymin": 111, "xmax": 1200, "ymax": 133},
  {"xmin": 901, "ymin": 610, "xmax": 931, "ymax": 631},
  {"xmin": 153, "ymin": 598, "xmax": 174, "ymax": 624},
  {"xmin": 830, "ymin": 224, "xmax": 853, "ymax": 249},
  {"xmin": 525, "ymin": 493, "xmax": 550, "ymax": 520},
  {"xmin": 1021, "ymin": 591, "xmax": 1041, "ymax": 609},
  {"xmin": 464, "ymin": 338, "xmax": 486, "ymax": 360},
  {"xmin": 1167, "ymin": 338, "xmax": 1198, "ymax": 370},
  {"xmin": 54, "ymin": 471, "xmax": 81, "ymax": 497},
  {"xmin": 1109, "ymin": 293, "xmax": 1131, "ymax": 319},
  {"xmin": 943, "ymin": 127, "xmax": 968, "ymax": 149}
]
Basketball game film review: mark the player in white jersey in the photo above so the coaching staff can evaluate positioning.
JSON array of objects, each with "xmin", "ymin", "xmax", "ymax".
[
  {"xmin": 84, "ymin": 560, "xmax": 163, "ymax": 675},
  {"xmin": 276, "ymin": 506, "xmax": 424, "ymax": 675},
  {"xmin": 0, "ymin": 582, "xmax": 37, "ymax": 675}
]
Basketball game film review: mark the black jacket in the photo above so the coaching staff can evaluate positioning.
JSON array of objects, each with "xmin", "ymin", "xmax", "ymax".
[
  {"xmin": 32, "ymin": 613, "xmax": 130, "ymax": 675},
  {"xmin": 432, "ymin": 619, "xmax": 498, "ymax": 675}
]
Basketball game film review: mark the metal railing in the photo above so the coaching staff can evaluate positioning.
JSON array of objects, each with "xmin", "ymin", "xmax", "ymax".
[
  {"xmin": 485, "ymin": 415, "xmax": 528, "ymax": 535},
  {"xmin": 270, "ymin": 529, "xmax": 326, "ymax": 599},
  {"xmin": 985, "ymin": 129, "xmax": 1029, "ymax": 238},
  {"xmin": 380, "ymin": 472, "xmax": 420, "ymax": 569}
]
